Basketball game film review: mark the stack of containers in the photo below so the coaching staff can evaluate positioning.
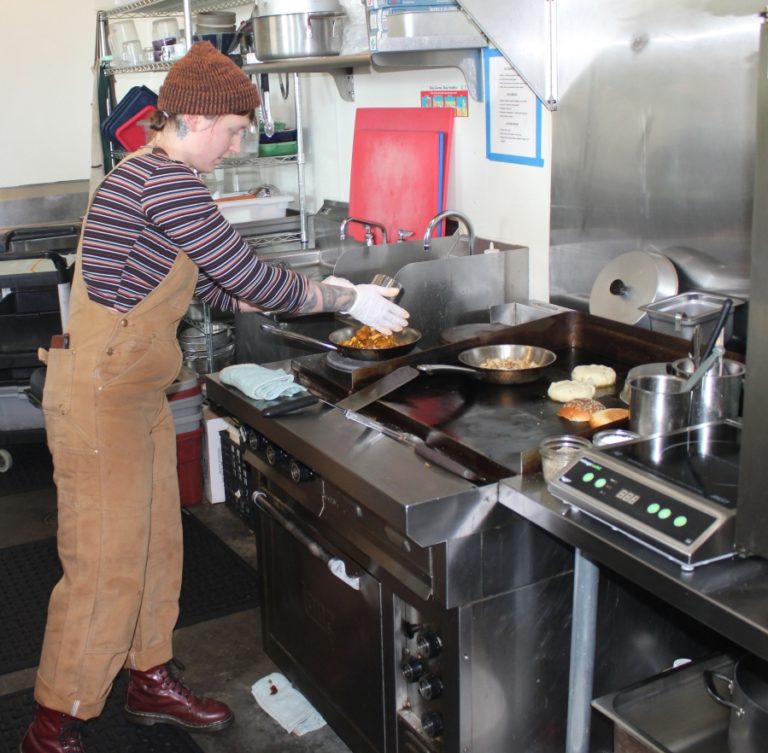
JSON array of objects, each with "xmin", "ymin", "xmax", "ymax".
[
  {"xmin": 365, "ymin": 0, "xmax": 484, "ymax": 52},
  {"xmin": 166, "ymin": 367, "xmax": 204, "ymax": 506}
]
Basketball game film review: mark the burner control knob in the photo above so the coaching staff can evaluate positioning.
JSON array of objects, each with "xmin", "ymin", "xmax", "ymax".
[
  {"xmin": 400, "ymin": 658, "xmax": 425, "ymax": 683},
  {"xmin": 421, "ymin": 710, "xmax": 444, "ymax": 739},
  {"xmin": 289, "ymin": 459, "xmax": 314, "ymax": 483},
  {"xmin": 247, "ymin": 430, "xmax": 267, "ymax": 452},
  {"xmin": 265, "ymin": 444, "xmax": 287, "ymax": 466},
  {"xmin": 417, "ymin": 673, "xmax": 444, "ymax": 700},
  {"xmin": 416, "ymin": 630, "xmax": 443, "ymax": 659}
]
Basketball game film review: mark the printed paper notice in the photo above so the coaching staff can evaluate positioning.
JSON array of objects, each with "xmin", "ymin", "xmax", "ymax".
[{"xmin": 483, "ymin": 48, "xmax": 544, "ymax": 166}]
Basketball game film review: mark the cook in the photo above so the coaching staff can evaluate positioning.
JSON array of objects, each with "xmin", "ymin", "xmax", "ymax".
[{"xmin": 21, "ymin": 41, "xmax": 408, "ymax": 753}]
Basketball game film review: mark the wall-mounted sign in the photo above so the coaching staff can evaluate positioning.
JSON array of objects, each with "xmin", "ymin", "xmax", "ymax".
[
  {"xmin": 483, "ymin": 48, "xmax": 544, "ymax": 166},
  {"xmin": 420, "ymin": 88, "xmax": 469, "ymax": 117}
]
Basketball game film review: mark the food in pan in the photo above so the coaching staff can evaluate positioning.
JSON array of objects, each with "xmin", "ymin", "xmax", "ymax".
[
  {"xmin": 571, "ymin": 364, "xmax": 617, "ymax": 387},
  {"xmin": 589, "ymin": 407, "xmax": 630, "ymax": 429},
  {"xmin": 547, "ymin": 380, "xmax": 596, "ymax": 402},
  {"xmin": 557, "ymin": 398, "xmax": 606, "ymax": 422},
  {"xmin": 479, "ymin": 355, "xmax": 534, "ymax": 370},
  {"xmin": 338, "ymin": 325, "xmax": 398, "ymax": 349}
]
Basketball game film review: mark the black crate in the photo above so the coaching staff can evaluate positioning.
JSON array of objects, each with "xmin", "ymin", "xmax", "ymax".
[
  {"xmin": 0, "ymin": 289, "xmax": 61, "ymax": 353},
  {"xmin": 220, "ymin": 429, "xmax": 257, "ymax": 530}
]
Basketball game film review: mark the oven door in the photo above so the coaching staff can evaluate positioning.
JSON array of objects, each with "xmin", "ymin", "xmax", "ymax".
[{"xmin": 254, "ymin": 489, "xmax": 387, "ymax": 753}]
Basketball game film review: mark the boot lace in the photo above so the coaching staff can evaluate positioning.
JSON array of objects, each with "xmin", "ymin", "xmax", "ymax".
[
  {"xmin": 159, "ymin": 659, "xmax": 193, "ymax": 701},
  {"xmin": 59, "ymin": 718, "xmax": 85, "ymax": 753}
]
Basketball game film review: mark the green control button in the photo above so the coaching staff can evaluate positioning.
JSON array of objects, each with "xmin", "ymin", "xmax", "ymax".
[
  {"xmin": 673, "ymin": 516, "xmax": 688, "ymax": 528},
  {"xmin": 582, "ymin": 472, "xmax": 595, "ymax": 483},
  {"xmin": 647, "ymin": 503, "xmax": 661, "ymax": 514},
  {"xmin": 658, "ymin": 508, "xmax": 672, "ymax": 520},
  {"xmin": 594, "ymin": 478, "xmax": 607, "ymax": 489}
]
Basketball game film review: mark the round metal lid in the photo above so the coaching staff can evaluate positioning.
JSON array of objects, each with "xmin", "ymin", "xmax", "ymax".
[
  {"xmin": 589, "ymin": 250, "xmax": 678, "ymax": 325},
  {"xmin": 439, "ymin": 323, "xmax": 511, "ymax": 344}
]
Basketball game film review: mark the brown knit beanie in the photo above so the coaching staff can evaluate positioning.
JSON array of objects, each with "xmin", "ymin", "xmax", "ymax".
[{"xmin": 158, "ymin": 41, "xmax": 260, "ymax": 115}]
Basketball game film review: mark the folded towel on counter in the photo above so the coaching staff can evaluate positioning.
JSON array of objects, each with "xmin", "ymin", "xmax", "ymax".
[
  {"xmin": 251, "ymin": 672, "xmax": 326, "ymax": 736},
  {"xmin": 220, "ymin": 364, "xmax": 306, "ymax": 401}
]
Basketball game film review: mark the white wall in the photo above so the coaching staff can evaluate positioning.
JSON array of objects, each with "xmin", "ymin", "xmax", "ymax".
[
  {"xmin": 1, "ymin": 0, "xmax": 552, "ymax": 298},
  {"xmin": 0, "ymin": 0, "xmax": 97, "ymax": 187}
]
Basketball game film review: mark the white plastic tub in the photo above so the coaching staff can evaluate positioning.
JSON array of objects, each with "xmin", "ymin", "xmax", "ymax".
[{"xmin": 215, "ymin": 193, "xmax": 294, "ymax": 225}]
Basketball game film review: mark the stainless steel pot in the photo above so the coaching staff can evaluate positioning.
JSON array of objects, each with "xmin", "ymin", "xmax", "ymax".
[
  {"xmin": 705, "ymin": 654, "xmax": 768, "ymax": 753},
  {"xmin": 251, "ymin": 9, "xmax": 345, "ymax": 60},
  {"xmin": 626, "ymin": 373, "xmax": 691, "ymax": 436}
]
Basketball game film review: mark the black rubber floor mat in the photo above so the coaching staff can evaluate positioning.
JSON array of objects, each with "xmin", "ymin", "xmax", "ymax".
[
  {"xmin": 0, "ymin": 511, "xmax": 258, "ymax": 675},
  {"xmin": 0, "ymin": 443, "xmax": 53, "ymax": 496},
  {"xmin": 0, "ymin": 673, "xmax": 206, "ymax": 753}
]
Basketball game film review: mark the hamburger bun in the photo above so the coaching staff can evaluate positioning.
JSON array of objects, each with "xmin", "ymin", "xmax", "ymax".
[
  {"xmin": 558, "ymin": 398, "xmax": 606, "ymax": 422},
  {"xmin": 589, "ymin": 407, "xmax": 630, "ymax": 429},
  {"xmin": 571, "ymin": 364, "xmax": 617, "ymax": 388},
  {"xmin": 548, "ymin": 380, "xmax": 596, "ymax": 403}
]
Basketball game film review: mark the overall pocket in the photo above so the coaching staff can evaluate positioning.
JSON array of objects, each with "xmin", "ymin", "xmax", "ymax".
[{"xmin": 41, "ymin": 348, "xmax": 76, "ymax": 416}]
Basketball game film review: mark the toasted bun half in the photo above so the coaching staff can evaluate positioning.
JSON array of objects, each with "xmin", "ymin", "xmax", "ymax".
[
  {"xmin": 558, "ymin": 398, "xmax": 606, "ymax": 422},
  {"xmin": 589, "ymin": 407, "xmax": 630, "ymax": 429},
  {"xmin": 548, "ymin": 380, "xmax": 596, "ymax": 402}
]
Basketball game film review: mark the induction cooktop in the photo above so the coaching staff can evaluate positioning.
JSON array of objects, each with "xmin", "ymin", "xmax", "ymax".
[{"xmin": 547, "ymin": 421, "xmax": 741, "ymax": 570}]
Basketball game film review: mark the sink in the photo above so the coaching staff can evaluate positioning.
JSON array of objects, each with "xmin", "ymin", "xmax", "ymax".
[{"xmin": 256, "ymin": 246, "xmax": 343, "ymax": 281}]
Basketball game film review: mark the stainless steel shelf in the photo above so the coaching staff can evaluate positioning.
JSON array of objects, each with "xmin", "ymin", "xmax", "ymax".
[
  {"xmin": 242, "ymin": 53, "xmax": 372, "ymax": 75},
  {"xmin": 245, "ymin": 232, "xmax": 303, "ymax": 251},
  {"xmin": 105, "ymin": 61, "xmax": 172, "ymax": 76},
  {"xmin": 109, "ymin": 150, "xmax": 296, "ymax": 169},
  {"xmin": 103, "ymin": 0, "xmax": 245, "ymax": 19}
]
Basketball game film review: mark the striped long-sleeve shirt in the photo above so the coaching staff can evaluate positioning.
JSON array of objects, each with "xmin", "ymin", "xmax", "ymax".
[{"xmin": 81, "ymin": 150, "xmax": 308, "ymax": 313}]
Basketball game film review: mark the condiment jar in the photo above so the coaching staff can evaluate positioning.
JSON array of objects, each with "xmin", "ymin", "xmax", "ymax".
[{"xmin": 539, "ymin": 435, "xmax": 591, "ymax": 482}]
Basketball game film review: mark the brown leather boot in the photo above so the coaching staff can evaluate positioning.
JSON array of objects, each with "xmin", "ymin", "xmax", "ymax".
[
  {"xmin": 20, "ymin": 705, "xmax": 86, "ymax": 753},
  {"xmin": 124, "ymin": 662, "xmax": 234, "ymax": 732}
]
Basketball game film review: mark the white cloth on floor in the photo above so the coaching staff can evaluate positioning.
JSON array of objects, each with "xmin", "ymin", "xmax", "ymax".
[{"xmin": 251, "ymin": 672, "xmax": 326, "ymax": 736}]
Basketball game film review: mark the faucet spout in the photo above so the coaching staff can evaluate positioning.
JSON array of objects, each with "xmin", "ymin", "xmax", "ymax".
[
  {"xmin": 423, "ymin": 210, "xmax": 475, "ymax": 254},
  {"xmin": 339, "ymin": 216, "xmax": 389, "ymax": 246}
]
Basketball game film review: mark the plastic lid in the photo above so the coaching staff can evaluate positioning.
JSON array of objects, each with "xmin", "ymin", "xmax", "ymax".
[{"xmin": 589, "ymin": 250, "xmax": 678, "ymax": 325}]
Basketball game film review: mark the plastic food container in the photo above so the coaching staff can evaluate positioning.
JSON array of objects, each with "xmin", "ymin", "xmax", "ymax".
[
  {"xmin": 215, "ymin": 193, "xmax": 294, "ymax": 224},
  {"xmin": 540, "ymin": 435, "xmax": 591, "ymax": 482}
]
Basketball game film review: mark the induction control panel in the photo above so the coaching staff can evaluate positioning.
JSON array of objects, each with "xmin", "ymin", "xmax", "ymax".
[{"xmin": 548, "ymin": 452, "xmax": 737, "ymax": 569}]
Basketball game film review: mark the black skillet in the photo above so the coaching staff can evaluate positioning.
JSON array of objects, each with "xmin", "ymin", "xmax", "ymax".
[{"xmin": 260, "ymin": 323, "xmax": 422, "ymax": 361}]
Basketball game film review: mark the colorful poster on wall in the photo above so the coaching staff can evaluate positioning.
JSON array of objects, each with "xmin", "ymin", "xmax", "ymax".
[
  {"xmin": 421, "ymin": 88, "xmax": 469, "ymax": 117},
  {"xmin": 483, "ymin": 48, "xmax": 544, "ymax": 166}
]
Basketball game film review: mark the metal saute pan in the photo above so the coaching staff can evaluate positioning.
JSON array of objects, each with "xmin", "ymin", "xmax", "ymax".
[
  {"xmin": 417, "ymin": 344, "xmax": 556, "ymax": 385},
  {"xmin": 260, "ymin": 323, "xmax": 422, "ymax": 361}
]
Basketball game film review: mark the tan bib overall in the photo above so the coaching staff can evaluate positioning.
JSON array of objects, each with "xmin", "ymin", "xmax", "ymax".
[{"xmin": 35, "ymin": 173, "xmax": 199, "ymax": 719}]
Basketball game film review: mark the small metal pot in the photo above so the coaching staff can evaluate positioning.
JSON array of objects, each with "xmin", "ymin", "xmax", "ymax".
[
  {"xmin": 626, "ymin": 373, "xmax": 691, "ymax": 436},
  {"xmin": 417, "ymin": 344, "xmax": 556, "ymax": 385},
  {"xmin": 670, "ymin": 357, "xmax": 744, "ymax": 424},
  {"xmin": 704, "ymin": 654, "xmax": 768, "ymax": 753},
  {"xmin": 251, "ymin": 9, "xmax": 345, "ymax": 60}
]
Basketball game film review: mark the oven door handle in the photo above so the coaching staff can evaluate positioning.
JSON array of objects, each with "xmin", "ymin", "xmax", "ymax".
[{"xmin": 252, "ymin": 492, "xmax": 361, "ymax": 591}]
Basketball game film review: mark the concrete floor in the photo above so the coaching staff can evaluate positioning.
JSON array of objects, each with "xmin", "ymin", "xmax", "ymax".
[{"xmin": 0, "ymin": 464, "xmax": 353, "ymax": 753}]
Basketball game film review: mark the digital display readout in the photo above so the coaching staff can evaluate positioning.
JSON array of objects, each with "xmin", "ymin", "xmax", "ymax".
[{"xmin": 616, "ymin": 488, "xmax": 641, "ymax": 505}]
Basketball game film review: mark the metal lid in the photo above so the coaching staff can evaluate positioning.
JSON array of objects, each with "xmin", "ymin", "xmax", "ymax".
[
  {"xmin": 589, "ymin": 250, "xmax": 678, "ymax": 325},
  {"xmin": 253, "ymin": 0, "xmax": 343, "ymax": 17}
]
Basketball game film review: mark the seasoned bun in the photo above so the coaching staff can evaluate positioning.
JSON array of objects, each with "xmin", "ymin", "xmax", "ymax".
[
  {"xmin": 558, "ymin": 398, "xmax": 606, "ymax": 422},
  {"xmin": 571, "ymin": 364, "xmax": 617, "ymax": 388},
  {"xmin": 548, "ymin": 380, "xmax": 596, "ymax": 403},
  {"xmin": 589, "ymin": 407, "xmax": 630, "ymax": 429}
]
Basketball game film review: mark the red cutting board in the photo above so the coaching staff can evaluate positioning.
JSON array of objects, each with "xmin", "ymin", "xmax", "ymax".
[
  {"xmin": 348, "ymin": 128, "xmax": 444, "ymax": 244},
  {"xmin": 348, "ymin": 108, "xmax": 455, "ymax": 243},
  {"xmin": 354, "ymin": 106, "xmax": 454, "ymax": 177}
]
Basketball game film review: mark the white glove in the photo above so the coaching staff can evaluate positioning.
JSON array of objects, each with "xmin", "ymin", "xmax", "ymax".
[{"xmin": 342, "ymin": 284, "xmax": 409, "ymax": 335}]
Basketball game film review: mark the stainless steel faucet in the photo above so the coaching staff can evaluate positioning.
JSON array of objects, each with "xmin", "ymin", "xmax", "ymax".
[
  {"xmin": 423, "ymin": 210, "xmax": 475, "ymax": 254},
  {"xmin": 339, "ymin": 217, "xmax": 389, "ymax": 246}
]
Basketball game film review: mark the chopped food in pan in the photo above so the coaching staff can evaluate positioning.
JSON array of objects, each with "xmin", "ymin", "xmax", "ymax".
[
  {"xmin": 479, "ymin": 355, "xmax": 535, "ymax": 370},
  {"xmin": 339, "ymin": 325, "xmax": 398, "ymax": 349}
]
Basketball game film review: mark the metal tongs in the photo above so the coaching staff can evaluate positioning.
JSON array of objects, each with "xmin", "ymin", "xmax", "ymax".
[{"xmin": 342, "ymin": 410, "xmax": 484, "ymax": 482}]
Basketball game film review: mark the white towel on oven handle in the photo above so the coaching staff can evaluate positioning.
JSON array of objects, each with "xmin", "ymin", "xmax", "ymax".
[{"xmin": 251, "ymin": 672, "xmax": 326, "ymax": 736}]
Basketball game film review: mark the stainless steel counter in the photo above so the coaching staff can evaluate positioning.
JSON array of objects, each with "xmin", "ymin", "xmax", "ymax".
[{"xmin": 499, "ymin": 474, "xmax": 768, "ymax": 661}]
